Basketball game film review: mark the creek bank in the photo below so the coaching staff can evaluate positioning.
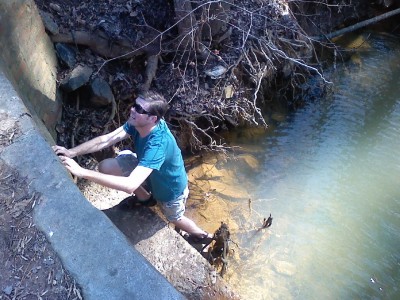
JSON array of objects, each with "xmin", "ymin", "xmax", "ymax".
[
  {"xmin": 34, "ymin": 0, "xmax": 320, "ymax": 152},
  {"xmin": 20, "ymin": 0, "xmax": 398, "ymax": 154},
  {"xmin": 3, "ymin": 0, "xmax": 398, "ymax": 298}
]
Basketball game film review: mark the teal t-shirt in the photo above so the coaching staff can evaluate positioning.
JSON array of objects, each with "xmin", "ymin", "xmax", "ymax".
[{"xmin": 123, "ymin": 120, "xmax": 188, "ymax": 202}]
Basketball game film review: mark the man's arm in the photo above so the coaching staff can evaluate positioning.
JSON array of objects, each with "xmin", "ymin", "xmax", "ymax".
[
  {"xmin": 60, "ymin": 156, "xmax": 153, "ymax": 194},
  {"xmin": 53, "ymin": 126, "xmax": 129, "ymax": 158}
]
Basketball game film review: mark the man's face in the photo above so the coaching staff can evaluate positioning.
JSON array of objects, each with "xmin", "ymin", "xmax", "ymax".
[{"xmin": 127, "ymin": 98, "xmax": 155, "ymax": 128}]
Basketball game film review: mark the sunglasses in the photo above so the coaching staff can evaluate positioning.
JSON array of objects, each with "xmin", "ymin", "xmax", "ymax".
[{"xmin": 133, "ymin": 103, "xmax": 152, "ymax": 115}]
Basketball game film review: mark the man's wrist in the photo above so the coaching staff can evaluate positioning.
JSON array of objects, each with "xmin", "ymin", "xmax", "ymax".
[{"xmin": 69, "ymin": 149, "xmax": 78, "ymax": 158}]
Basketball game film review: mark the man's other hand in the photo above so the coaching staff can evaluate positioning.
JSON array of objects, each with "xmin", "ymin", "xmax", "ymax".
[
  {"xmin": 52, "ymin": 145, "xmax": 75, "ymax": 158},
  {"xmin": 59, "ymin": 156, "xmax": 86, "ymax": 178}
]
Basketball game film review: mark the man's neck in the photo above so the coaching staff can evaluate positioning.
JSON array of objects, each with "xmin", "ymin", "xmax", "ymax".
[{"xmin": 136, "ymin": 123, "xmax": 157, "ymax": 138}]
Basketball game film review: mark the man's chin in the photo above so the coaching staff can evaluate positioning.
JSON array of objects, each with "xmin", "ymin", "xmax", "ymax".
[{"xmin": 127, "ymin": 117, "xmax": 135, "ymax": 125}]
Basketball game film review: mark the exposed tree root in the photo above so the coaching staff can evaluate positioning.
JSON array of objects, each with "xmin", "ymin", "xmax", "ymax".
[{"xmin": 140, "ymin": 54, "xmax": 159, "ymax": 93}]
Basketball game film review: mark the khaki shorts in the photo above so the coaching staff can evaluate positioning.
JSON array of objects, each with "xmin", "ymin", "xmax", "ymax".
[
  {"xmin": 116, "ymin": 150, "xmax": 138, "ymax": 176},
  {"xmin": 116, "ymin": 150, "xmax": 189, "ymax": 221},
  {"xmin": 158, "ymin": 186, "xmax": 189, "ymax": 222}
]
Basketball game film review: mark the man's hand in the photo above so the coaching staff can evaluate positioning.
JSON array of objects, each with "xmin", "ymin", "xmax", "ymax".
[
  {"xmin": 59, "ymin": 156, "xmax": 87, "ymax": 178},
  {"xmin": 52, "ymin": 145, "xmax": 76, "ymax": 158}
]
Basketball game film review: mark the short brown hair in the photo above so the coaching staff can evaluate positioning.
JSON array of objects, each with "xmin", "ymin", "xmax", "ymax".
[{"xmin": 137, "ymin": 91, "xmax": 169, "ymax": 122}]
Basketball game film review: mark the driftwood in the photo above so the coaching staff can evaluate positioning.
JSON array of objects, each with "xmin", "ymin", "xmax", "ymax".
[
  {"xmin": 51, "ymin": 30, "xmax": 158, "ymax": 59},
  {"xmin": 261, "ymin": 214, "xmax": 273, "ymax": 229},
  {"xmin": 206, "ymin": 222, "xmax": 230, "ymax": 277},
  {"xmin": 313, "ymin": 8, "xmax": 400, "ymax": 41}
]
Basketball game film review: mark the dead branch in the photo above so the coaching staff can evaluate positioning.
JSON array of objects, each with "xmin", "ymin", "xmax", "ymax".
[
  {"xmin": 51, "ymin": 31, "xmax": 150, "ymax": 58},
  {"xmin": 313, "ymin": 7, "xmax": 400, "ymax": 41}
]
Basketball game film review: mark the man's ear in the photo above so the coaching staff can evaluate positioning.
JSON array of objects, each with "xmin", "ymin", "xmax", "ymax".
[{"xmin": 150, "ymin": 115, "xmax": 158, "ymax": 123}]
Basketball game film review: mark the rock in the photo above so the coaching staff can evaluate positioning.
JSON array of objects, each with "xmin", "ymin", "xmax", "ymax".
[
  {"xmin": 187, "ymin": 156, "xmax": 250, "ymax": 200},
  {"xmin": 235, "ymin": 154, "xmax": 260, "ymax": 172},
  {"xmin": 39, "ymin": 10, "xmax": 59, "ymax": 35},
  {"xmin": 223, "ymin": 85, "xmax": 234, "ymax": 98},
  {"xmin": 196, "ymin": 179, "xmax": 249, "ymax": 200},
  {"xmin": 60, "ymin": 65, "xmax": 93, "ymax": 92},
  {"xmin": 272, "ymin": 260, "xmax": 296, "ymax": 276},
  {"xmin": 43, "ymin": 256, "xmax": 55, "ymax": 266},
  {"xmin": 89, "ymin": 77, "xmax": 115, "ymax": 107},
  {"xmin": 3, "ymin": 285, "xmax": 13, "ymax": 295},
  {"xmin": 205, "ymin": 65, "xmax": 228, "ymax": 79},
  {"xmin": 55, "ymin": 43, "xmax": 76, "ymax": 68},
  {"xmin": 188, "ymin": 162, "xmax": 225, "ymax": 180},
  {"xmin": 49, "ymin": 3, "xmax": 62, "ymax": 14},
  {"xmin": 271, "ymin": 112, "xmax": 286, "ymax": 122}
]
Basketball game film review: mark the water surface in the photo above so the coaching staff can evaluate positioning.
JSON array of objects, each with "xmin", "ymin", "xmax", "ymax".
[{"xmin": 225, "ymin": 33, "xmax": 400, "ymax": 299}]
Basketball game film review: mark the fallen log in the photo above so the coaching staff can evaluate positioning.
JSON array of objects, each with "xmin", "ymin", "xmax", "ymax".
[
  {"xmin": 51, "ymin": 30, "xmax": 152, "ymax": 59},
  {"xmin": 313, "ymin": 7, "xmax": 400, "ymax": 41}
]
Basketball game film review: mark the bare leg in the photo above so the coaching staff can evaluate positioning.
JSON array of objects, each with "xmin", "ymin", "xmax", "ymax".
[
  {"xmin": 172, "ymin": 216, "xmax": 211, "ymax": 238},
  {"xmin": 98, "ymin": 158, "xmax": 150, "ymax": 199}
]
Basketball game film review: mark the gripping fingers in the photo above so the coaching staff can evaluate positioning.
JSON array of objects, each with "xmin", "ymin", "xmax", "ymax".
[{"xmin": 52, "ymin": 145, "xmax": 68, "ymax": 157}]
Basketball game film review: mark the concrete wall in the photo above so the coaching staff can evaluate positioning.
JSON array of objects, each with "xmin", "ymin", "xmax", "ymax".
[{"xmin": 0, "ymin": 0, "xmax": 60, "ymax": 140}]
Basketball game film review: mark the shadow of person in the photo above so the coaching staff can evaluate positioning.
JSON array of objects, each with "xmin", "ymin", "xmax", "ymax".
[{"xmin": 102, "ymin": 203, "xmax": 167, "ymax": 245}]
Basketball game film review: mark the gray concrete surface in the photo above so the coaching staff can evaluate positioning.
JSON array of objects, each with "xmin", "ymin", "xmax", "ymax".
[{"xmin": 0, "ymin": 71, "xmax": 185, "ymax": 300}]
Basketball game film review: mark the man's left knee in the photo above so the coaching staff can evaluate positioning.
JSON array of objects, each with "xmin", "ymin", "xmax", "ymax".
[
  {"xmin": 98, "ymin": 158, "xmax": 121, "ymax": 175},
  {"xmin": 170, "ymin": 217, "xmax": 183, "ymax": 224}
]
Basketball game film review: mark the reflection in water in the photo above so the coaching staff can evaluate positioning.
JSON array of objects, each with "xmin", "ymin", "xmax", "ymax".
[{"xmin": 201, "ymin": 34, "xmax": 400, "ymax": 299}]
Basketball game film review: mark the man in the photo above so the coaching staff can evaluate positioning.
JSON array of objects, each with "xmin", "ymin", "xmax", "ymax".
[{"xmin": 53, "ymin": 91, "xmax": 212, "ymax": 244}]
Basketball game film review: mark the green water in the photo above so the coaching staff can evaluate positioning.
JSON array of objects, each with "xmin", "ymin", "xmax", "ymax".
[{"xmin": 225, "ymin": 33, "xmax": 400, "ymax": 299}]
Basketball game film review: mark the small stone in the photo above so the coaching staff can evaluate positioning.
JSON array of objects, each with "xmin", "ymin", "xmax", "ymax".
[
  {"xmin": 209, "ymin": 270, "xmax": 217, "ymax": 284},
  {"xmin": 223, "ymin": 85, "xmax": 234, "ymax": 98},
  {"xmin": 44, "ymin": 256, "xmax": 54, "ymax": 266},
  {"xmin": 49, "ymin": 3, "xmax": 62, "ymax": 13},
  {"xmin": 39, "ymin": 10, "xmax": 59, "ymax": 35},
  {"xmin": 3, "ymin": 285, "xmax": 13, "ymax": 295},
  {"xmin": 60, "ymin": 65, "xmax": 93, "ymax": 92},
  {"xmin": 205, "ymin": 65, "xmax": 228, "ymax": 79},
  {"xmin": 55, "ymin": 43, "xmax": 77, "ymax": 68}
]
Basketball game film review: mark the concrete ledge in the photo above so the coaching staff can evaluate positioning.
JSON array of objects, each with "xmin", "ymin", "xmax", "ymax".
[{"xmin": 0, "ymin": 71, "xmax": 185, "ymax": 300}]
